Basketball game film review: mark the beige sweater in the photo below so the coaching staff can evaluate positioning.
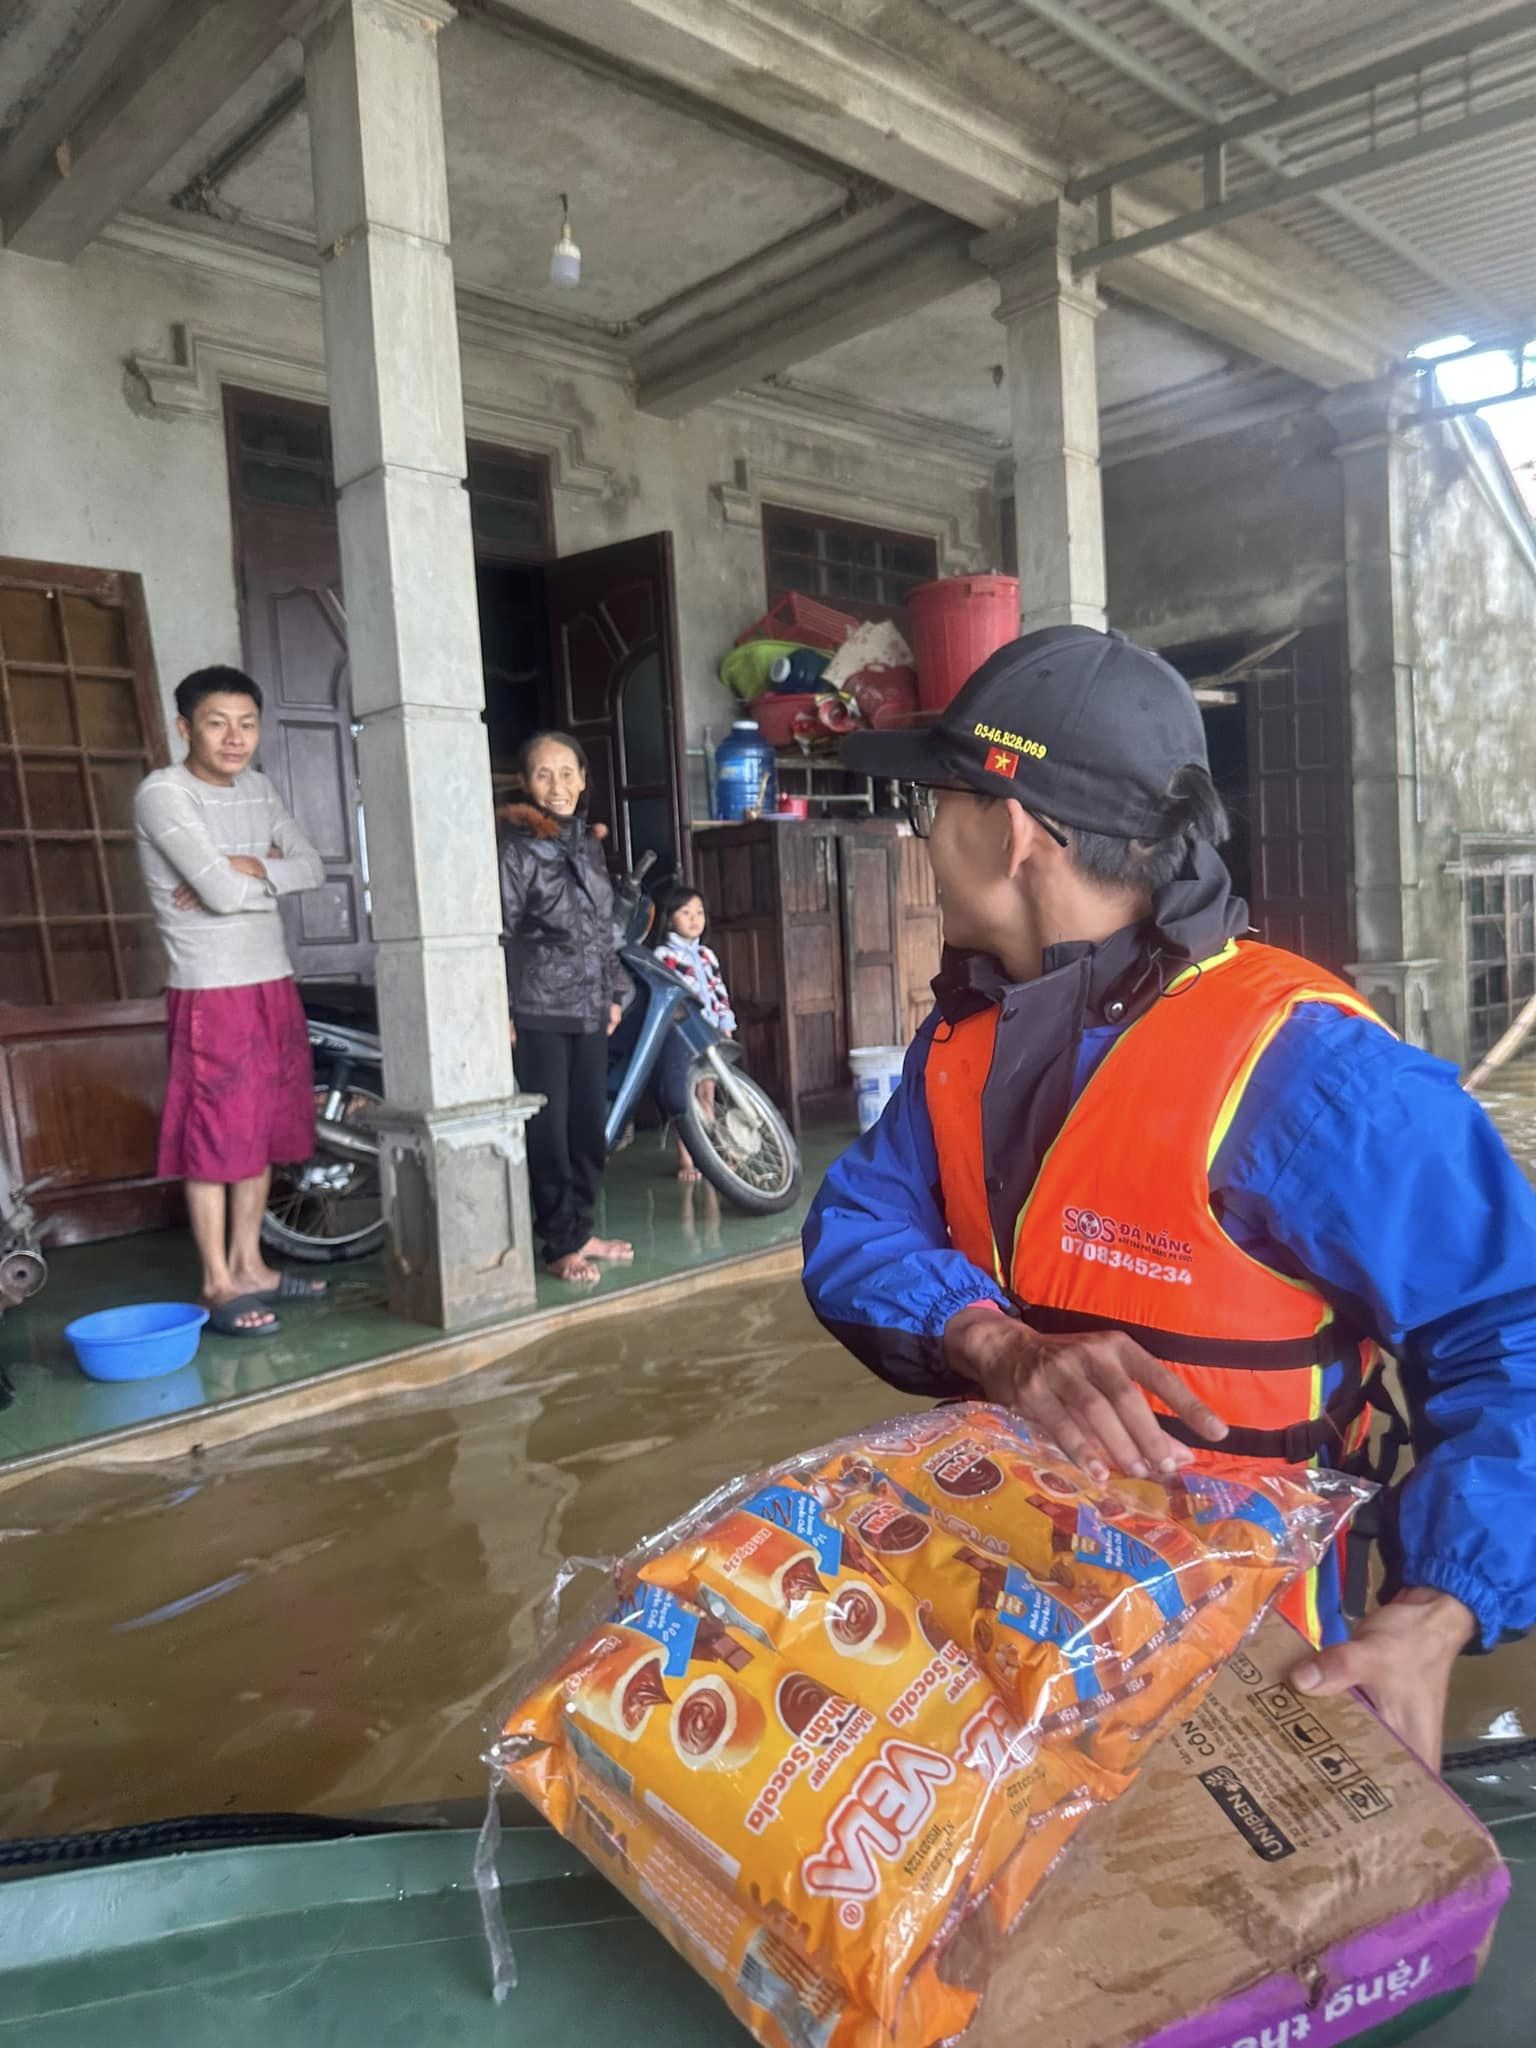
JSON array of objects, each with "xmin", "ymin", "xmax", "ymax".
[{"xmin": 134, "ymin": 764, "xmax": 323, "ymax": 990}]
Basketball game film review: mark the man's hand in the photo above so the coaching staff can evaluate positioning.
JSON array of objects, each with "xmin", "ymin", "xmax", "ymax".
[
  {"xmin": 607, "ymin": 1003, "xmax": 623, "ymax": 1036},
  {"xmin": 171, "ymin": 881, "xmax": 201, "ymax": 912},
  {"xmin": 1290, "ymin": 1587, "xmax": 1475, "ymax": 1770},
  {"xmin": 943, "ymin": 1305, "xmax": 1228, "ymax": 1483},
  {"xmin": 508, "ymin": 1017, "xmax": 517, "ymax": 1047},
  {"xmin": 229, "ymin": 854, "xmax": 267, "ymax": 880}
]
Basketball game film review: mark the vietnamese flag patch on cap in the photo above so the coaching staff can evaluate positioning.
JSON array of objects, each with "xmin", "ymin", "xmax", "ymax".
[{"xmin": 984, "ymin": 745, "xmax": 1020, "ymax": 778}]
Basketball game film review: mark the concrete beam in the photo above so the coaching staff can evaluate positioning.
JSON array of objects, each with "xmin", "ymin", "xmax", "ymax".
[
  {"xmin": 633, "ymin": 200, "xmax": 980, "ymax": 418},
  {"xmin": 501, "ymin": 0, "xmax": 1396, "ymax": 386},
  {"xmin": 1, "ymin": 0, "xmax": 318, "ymax": 262}
]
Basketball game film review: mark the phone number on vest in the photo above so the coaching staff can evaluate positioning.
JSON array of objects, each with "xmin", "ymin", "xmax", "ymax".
[{"xmin": 1060, "ymin": 1210, "xmax": 1194, "ymax": 1286}]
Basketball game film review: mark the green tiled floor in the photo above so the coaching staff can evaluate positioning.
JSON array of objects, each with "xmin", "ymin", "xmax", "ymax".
[{"xmin": 0, "ymin": 1120, "xmax": 857, "ymax": 1466}]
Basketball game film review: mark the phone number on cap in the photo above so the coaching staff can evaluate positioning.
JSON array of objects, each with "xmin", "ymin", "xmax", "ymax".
[{"xmin": 1060, "ymin": 1234, "xmax": 1193, "ymax": 1286}]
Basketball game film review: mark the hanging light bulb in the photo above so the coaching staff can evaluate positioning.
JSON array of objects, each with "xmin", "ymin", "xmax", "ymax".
[{"xmin": 550, "ymin": 192, "xmax": 581, "ymax": 289}]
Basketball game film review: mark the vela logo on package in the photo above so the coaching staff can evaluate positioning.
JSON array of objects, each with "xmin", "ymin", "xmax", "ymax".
[{"xmin": 1197, "ymin": 1764, "xmax": 1296, "ymax": 1862}]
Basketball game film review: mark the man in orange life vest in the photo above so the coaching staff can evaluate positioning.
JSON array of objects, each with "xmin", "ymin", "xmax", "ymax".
[{"xmin": 803, "ymin": 626, "xmax": 1536, "ymax": 1768}]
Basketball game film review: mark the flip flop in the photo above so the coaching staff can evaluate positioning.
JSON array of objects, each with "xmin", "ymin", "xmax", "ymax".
[
  {"xmin": 207, "ymin": 1295, "xmax": 281, "ymax": 1338},
  {"xmin": 257, "ymin": 1273, "xmax": 330, "ymax": 1304}
]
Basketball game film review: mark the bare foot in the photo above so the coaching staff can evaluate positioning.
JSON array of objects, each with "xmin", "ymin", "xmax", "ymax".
[
  {"xmin": 579, "ymin": 1235, "xmax": 634, "ymax": 1263},
  {"xmin": 676, "ymin": 1159, "xmax": 702, "ymax": 1182},
  {"xmin": 546, "ymin": 1251, "xmax": 602, "ymax": 1285},
  {"xmin": 201, "ymin": 1287, "xmax": 279, "ymax": 1334},
  {"xmin": 228, "ymin": 1259, "xmax": 283, "ymax": 1296}
]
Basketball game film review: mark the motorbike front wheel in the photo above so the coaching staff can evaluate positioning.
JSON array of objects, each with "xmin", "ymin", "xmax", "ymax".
[
  {"xmin": 677, "ymin": 1057, "xmax": 801, "ymax": 1214},
  {"xmin": 261, "ymin": 1081, "xmax": 387, "ymax": 1264}
]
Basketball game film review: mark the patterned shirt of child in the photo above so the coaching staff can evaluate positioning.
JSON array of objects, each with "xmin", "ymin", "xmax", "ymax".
[{"xmin": 653, "ymin": 931, "xmax": 736, "ymax": 1034}]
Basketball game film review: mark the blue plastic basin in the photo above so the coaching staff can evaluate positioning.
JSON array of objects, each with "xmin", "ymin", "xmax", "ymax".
[{"xmin": 64, "ymin": 1302, "xmax": 210, "ymax": 1382}]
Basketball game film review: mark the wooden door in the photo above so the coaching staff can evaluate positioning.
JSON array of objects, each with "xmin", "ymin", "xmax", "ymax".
[
  {"xmin": 545, "ymin": 534, "xmax": 688, "ymax": 883},
  {"xmin": 0, "ymin": 556, "xmax": 178, "ymax": 1243},
  {"xmin": 837, "ymin": 823, "xmax": 903, "ymax": 1051},
  {"xmin": 895, "ymin": 832, "xmax": 943, "ymax": 1040},
  {"xmin": 225, "ymin": 391, "xmax": 371, "ymax": 982},
  {"xmin": 1245, "ymin": 624, "xmax": 1353, "ymax": 973}
]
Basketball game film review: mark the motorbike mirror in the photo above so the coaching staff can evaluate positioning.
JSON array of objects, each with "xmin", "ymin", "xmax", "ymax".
[{"xmin": 634, "ymin": 850, "xmax": 657, "ymax": 881}]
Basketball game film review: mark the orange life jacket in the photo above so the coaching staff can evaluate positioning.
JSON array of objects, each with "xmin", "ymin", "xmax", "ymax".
[{"xmin": 925, "ymin": 939, "xmax": 1389, "ymax": 1644}]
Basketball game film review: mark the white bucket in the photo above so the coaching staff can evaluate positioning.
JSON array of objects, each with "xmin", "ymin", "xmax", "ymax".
[{"xmin": 849, "ymin": 1044, "xmax": 906, "ymax": 1133}]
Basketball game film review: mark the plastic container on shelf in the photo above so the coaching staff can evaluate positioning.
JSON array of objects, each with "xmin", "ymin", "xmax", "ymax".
[
  {"xmin": 719, "ymin": 638, "xmax": 810, "ymax": 703},
  {"xmin": 909, "ymin": 573, "xmax": 1019, "ymax": 712},
  {"xmin": 713, "ymin": 720, "xmax": 777, "ymax": 820},
  {"xmin": 733, "ymin": 592, "xmax": 861, "ymax": 651},
  {"xmin": 750, "ymin": 692, "xmax": 818, "ymax": 749},
  {"xmin": 766, "ymin": 649, "xmax": 830, "ymax": 692},
  {"xmin": 848, "ymin": 1043, "xmax": 906, "ymax": 1130}
]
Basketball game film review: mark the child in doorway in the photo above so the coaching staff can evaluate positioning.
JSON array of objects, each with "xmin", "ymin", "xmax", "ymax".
[{"xmin": 652, "ymin": 884, "xmax": 736, "ymax": 1181}]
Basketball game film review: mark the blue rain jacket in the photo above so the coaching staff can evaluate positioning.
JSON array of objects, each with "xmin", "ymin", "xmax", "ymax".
[{"xmin": 803, "ymin": 1001, "xmax": 1536, "ymax": 1651}]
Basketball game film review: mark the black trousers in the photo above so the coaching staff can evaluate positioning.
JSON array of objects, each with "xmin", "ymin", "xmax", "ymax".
[{"xmin": 515, "ymin": 1026, "xmax": 609, "ymax": 1262}]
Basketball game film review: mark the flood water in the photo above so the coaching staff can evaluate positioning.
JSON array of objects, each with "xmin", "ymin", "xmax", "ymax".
[
  {"xmin": 0, "ymin": 1278, "xmax": 924, "ymax": 1837},
  {"xmin": 6, "ymin": 1058, "xmax": 1536, "ymax": 1837}
]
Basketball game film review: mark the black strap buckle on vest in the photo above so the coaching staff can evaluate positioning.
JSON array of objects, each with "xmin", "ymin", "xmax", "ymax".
[
  {"xmin": 1156, "ymin": 1348, "xmax": 1372, "ymax": 1466},
  {"xmin": 1016, "ymin": 1300, "xmax": 1360, "ymax": 1375}
]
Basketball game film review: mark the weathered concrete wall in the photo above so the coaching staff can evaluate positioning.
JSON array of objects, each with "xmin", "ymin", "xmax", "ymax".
[
  {"xmin": 0, "ymin": 244, "xmax": 254, "ymax": 699},
  {"xmin": 1102, "ymin": 408, "xmax": 1345, "ymax": 648},
  {"xmin": 0, "ymin": 239, "xmax": 989, "ymax": 793},
  {"xmin": 1405, "ymin": 419, "xmax": 1536, "ymax": 1070}
]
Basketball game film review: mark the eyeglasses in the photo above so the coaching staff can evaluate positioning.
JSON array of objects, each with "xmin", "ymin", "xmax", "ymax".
[{"xmin": 902, "ymin": 782, "xmax": 1068, "ymax": 847}]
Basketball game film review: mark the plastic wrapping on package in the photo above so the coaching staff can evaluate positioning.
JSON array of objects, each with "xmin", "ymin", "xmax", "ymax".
[{"xmin": 483, "ymin": 1404, "xmax": 1372, "ymax": 2048}]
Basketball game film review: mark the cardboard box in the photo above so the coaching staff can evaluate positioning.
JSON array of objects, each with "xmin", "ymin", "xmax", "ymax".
[{"xmin": 965, "ymin": 1614, "xmax": 1509, "ymax": 2048}]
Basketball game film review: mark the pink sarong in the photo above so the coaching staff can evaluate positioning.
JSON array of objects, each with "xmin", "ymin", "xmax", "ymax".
[{"xmin": 158, "ymin": 978, "xmax": 315, "ymax": 1184}]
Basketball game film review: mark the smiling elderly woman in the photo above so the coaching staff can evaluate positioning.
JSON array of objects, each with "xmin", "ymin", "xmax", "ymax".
[{"xmin": 498, "ymin": 731, "xmax": 633, "ymax": 1285}]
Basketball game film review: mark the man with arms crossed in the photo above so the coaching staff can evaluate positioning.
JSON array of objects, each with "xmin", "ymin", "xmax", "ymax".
[{"xmin": 136, "ymin": 665, "xmax": 327, "ymax": 1336}]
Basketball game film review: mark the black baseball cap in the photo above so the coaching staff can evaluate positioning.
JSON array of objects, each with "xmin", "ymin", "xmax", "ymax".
[{"xmin": 841, "ymin": 625, "xmax": 1208, "ymax": 839}]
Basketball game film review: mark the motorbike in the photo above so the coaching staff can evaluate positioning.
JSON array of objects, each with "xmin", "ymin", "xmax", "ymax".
[
  {"xmin": 606, "ymin": 853, "xmax": 801, "ymax": 1215},
  {"xmin": 0, "ymin": 1158, "xmax": 48, "ymax": 1404},
  {"xmin": 262, "ymin": 983, "xmax": 389, "ymax": 1265},
  {"xmin": 263, "ymin": 857, "xmax": 801, "ymax": 1263}
]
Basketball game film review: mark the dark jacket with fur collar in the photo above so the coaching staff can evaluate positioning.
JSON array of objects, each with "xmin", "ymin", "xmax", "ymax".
[{"xmin": 497, "ymin": 801, "xmax": 628, "ymax": 1032}]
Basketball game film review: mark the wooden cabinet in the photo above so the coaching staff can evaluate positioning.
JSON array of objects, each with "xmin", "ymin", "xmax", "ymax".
[{"xmin": 691, "ymin": 819, "xmax": 942, "ymax": 1130}]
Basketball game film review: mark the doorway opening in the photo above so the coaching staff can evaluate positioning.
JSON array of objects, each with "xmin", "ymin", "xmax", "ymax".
[
  {"xmin": 223, "ymin": 391, "xmax": 692, "ymax": 987},
  {"xmin": 1157, "ymin": 624, "xmax": 1353, "ymax": 974}
]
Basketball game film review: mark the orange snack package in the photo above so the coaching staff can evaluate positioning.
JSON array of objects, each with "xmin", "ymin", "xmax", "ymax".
[{"xmin": 485, "ymin": 1404, "xmax": 1370, "ymax": 2048}]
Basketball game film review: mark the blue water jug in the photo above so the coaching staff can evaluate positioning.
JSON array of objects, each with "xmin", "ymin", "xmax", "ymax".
[{"xmin": 714, "ymin": 720, "xmax": 777, "ymax": 821}]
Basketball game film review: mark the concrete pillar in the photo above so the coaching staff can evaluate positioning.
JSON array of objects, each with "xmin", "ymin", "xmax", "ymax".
[
  {"xmin": 1322, "ymin": 373, "xmax": 1441, "ymax": 1048},
  {"xmin": 975, "ymin": 204, "xmax": 1106, "ymax": 632},
  {"xmin": 304, "ymin": 0, "xmax": 538, "ymax": 1326}
]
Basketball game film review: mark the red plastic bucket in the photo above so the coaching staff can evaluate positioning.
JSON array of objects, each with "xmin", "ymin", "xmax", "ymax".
[{"xmin": 909, "ymin": 575, "xmax": 1019, "ymax": 712}]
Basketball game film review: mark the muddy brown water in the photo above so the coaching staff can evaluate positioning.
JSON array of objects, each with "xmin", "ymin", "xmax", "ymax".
[
  {"xmin": 0, "ymin": 1279, "xmax": 925, "ymax": 1836},
  {"xmin": 6, "ymin": 1054, "xmax": 1536, "ymax": 1840}
]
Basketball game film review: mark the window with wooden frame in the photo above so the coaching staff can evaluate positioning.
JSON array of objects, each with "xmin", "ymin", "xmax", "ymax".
[
  {"xmin": 1466, "ymin": 862, "xmax": 1536, "ymax": 1058},
  {"xmin": 0, "ymin": 559, "xmax": 169, "ymax": 1007},
  {"xmin": 762, "ymin": 505, "xmax": 937, "ymax": 625},
  {"xmin": 467, "ymin": 447, "xmax": 555, "ymax": 561}
]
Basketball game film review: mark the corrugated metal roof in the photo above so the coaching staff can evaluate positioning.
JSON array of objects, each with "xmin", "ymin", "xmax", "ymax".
[{"xmin": 926, "ymin": 0, "xmax": 1536, "ymax": 338}]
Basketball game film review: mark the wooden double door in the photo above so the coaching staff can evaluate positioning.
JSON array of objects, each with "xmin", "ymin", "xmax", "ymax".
[
  {"xmin": 226, "ymin": 389, "xmax": 690, "ymax": 983},
  {"xmin": 1175, "ymin": 621, "xmax": 1354, "ymax": 976}
]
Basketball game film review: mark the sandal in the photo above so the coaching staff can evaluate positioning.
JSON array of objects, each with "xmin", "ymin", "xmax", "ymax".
[
  {"xmin": 256, "ymin": 1273, "xmax": 330, "ymax": 1304},
  {"xmin": 207, "ymin": 1294, "xmax": 281, "ymax": 1338}
]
